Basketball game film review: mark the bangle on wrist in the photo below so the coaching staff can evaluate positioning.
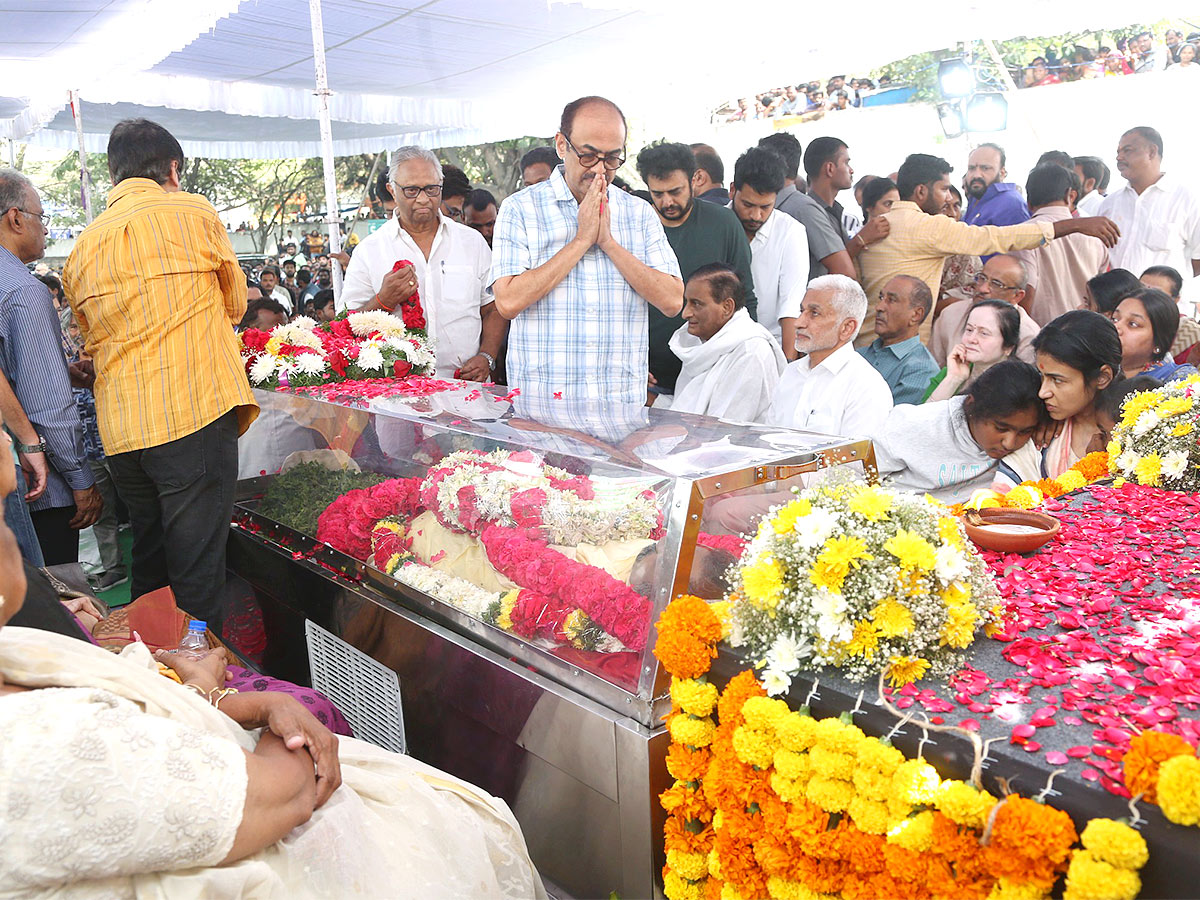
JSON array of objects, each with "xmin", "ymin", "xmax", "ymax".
[{"xmin": 855, "ymin": 234, "xmax": 866, "ymax": 249}]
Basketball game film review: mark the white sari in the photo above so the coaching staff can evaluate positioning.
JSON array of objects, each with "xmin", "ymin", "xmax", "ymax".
[{"xmin": 0, "ymin": 627, "xmax": 546, "ymax": 900}]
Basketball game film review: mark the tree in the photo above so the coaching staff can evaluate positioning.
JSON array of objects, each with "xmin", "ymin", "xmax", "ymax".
[{"xmin": 436, "ymin": 136, "xmax": 553, "ymax": 199}]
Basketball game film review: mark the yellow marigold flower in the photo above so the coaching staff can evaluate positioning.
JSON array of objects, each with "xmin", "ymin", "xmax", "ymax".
[
  {"xmin": 766, "ymin": 876, "xmax": 832, "ymax": 900},
  {"xmin": 666, "ymin": 848, "xmax": 709, "ymax": 882},
  {"xmin": 989, "ymin": 877, "xmax": 1050, "ymax": 900},
  {"xmin": 1063, "ymin": 849, "xmax": 1141, "ymax": 900},
  {"xmin": 1079, "ymin": 818, "xmax": 1149, "ymax": 870},
  {"xmin": 708, "ymin": 600, "xmax": 733, "ymax": 640},
  {"xmin": 772, "ymin": 498, "xmax": 812, "ymax": 534},
  {"xmin": 937, "ymin": 515, "xmax": 964, "ymax": 548},
  {"xmin": 886, "ymin": 654, "xmax": 931, "ymax": 687},
  {"xmin": 810, "ymin": 746, "xmax": 857, "ymax": 781},
  {"xmin": 721, "ymin": 883, "xmax": 743, "ymax": 900},
  {"xmin": 886, "ymin": 810, "xmax": 935, "ymax": 852},
  {"xmin": 664, "ymin": 869, "xmax": 706, "ymax": 900},
  {"xmin": 776, "ymin": 712, "xmax": 821, "ymax": 752},
  {"xmin": 773, "ymin": 747, "xmax": 811, "ymax": 780},
  {"xmin": 732, "ymin": 725, "xmax": 776, "ymax": 768},
  {"xmin": 845, "ymin": 619, "xmax": 881, "ymax": 659},
  {"xmin": 707, "ymin": 847, "xmax": 722, "ymax": 879},
  {"xmin": 805, "ymin": 775, "xmax": 854, "ymax": 813},
  {"xmin": 670, "ymin": 677, "xmax": 719, "ymax": 718},
  {"xmin": 883, "ymin": 529, "xmax": 937, "ymax": 570},
  {"xmin": 848, "ymin": 795, "xmax": 891, "ymax": 835},
  {"xmin": 770, "ymin": 771, "xmax": 810, "ymax": 803},
  {"xmin": 1173, "ymin": 420, "xmax": 1194, "ymax": 437},
  {"xmin": 742, "ymin": 556, "xmax": 785, "ymax": 611},
  {"xmin": 810, "ymin": 535, "xmax": 874, "ymax": 592},
  {"xmin": 742, "ymin": 696, "xmax": 791, "ymax": 731},
  {"xmin": 934, "ymin": 780, "xmax": 996, "ymax": 829},
  {"xmin": 847, "ymin": 484, "xmax": 892, "ymax": 521},
  {"xmin": 1134, "ymin": 453, "xmax": 1163, "ymax": 487},
  {"xmin": 891, "ymin": 759, "xmax": 940, "ymax": 805},
  {"xmin": 853, "ymin": 766, "xmax": 894, "ymax": 800},
  {"xmin": 814, "ymin": 716, "xmax": 867, "ymax": 754},
  {"xmin": 1004, "ymin": 484, "xmax": 1043, "ymax": 509},
  {"xmin": 669, "ymin": 715, "xmax": 716, "ymax": 749},
  {"xmin": 497, "ymin": 590, "xmax": 518, "ymax": 630},
  {"xmin": 1056, "ymin": 469, "xmax": 1088, "ymax": 493},
  {"xmin": 872, "ymin": 598, "xmax": 915, "ymax": 638},
  {"xmin": 857, "ymin": 739, "xmax": 905, "ymax": 777},
  {"xmin": 1157, "ymin": 754, "xmax": 1200, "ymax": 826}
]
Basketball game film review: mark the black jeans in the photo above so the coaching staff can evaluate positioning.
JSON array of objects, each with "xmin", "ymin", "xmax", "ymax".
[
  {"xmin": 30, "ymin": 505, "xmax": 79, "ymax": 565},
  {"xmin": 107, "ymin": 410, "xmax": 238, "ymax": 628}
]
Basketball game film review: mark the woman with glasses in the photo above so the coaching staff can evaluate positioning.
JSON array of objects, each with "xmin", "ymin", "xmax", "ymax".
[{"xmin": 924, "ymin": 299, "xmax": 1020, "ymax": 401}]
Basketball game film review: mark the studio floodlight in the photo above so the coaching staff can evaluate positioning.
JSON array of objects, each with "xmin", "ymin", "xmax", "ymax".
[
  {"xmin": 964, "ymin": 92, "xmax": 1008, "ymax": 133},
  {"xmin": 938, "ymin": 58, "xmax": 975, "ymax": 99},
  {"xmin": 937, "ymin": 102, "xmax": 965, "ymax": 139}
]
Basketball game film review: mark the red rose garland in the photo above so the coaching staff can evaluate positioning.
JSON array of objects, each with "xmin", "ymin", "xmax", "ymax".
[
  {"xmin": 316, "ymin": 477, "xmax": 425, "ymax": 560},
  {"xmin": 391, "ymin": 259, "xmax": 427, "ymax": 331},
  {"xmin": 480, "ymin": 523, "xmax": 652, "ymax": 650}
]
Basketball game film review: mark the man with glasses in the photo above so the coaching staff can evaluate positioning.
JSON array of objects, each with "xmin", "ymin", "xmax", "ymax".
[
  {"xmin": 0, "ymin": 168, "xmax": 99, "ymax": 566},
  {"xmin": 341, "ymin": 146, "xmax": 501, "ymax": 382},
  {"xmin": 490, "ymin": 95, "xmax": 682, "ymax": 404},
  {"xmin": 929, "ymin": 255, "xmax": 1041, "ymax": 366}
]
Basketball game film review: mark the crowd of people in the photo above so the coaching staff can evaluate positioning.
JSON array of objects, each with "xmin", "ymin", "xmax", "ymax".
[
  {"xmin": 723, "ymin": 75, "xmax": 891, "ymax": 122},
  {"xmin": 1023, "ymin": 28, "xmax": 1200, "ymax": 85},
  {"xmin": 0, "ymin": 91, "xmax": 1198, "ymax": 891}
]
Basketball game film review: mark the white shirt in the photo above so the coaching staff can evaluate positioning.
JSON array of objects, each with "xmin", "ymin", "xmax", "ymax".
[
  {"xmin": 765, "ymin": 341, "xmax": 893, "ymax": 437},
  {"xmin": 340, "ymin": 212, "xmax": 492, "ymax": 378},
  {"xmin": 268, "ymin": 285, "xmax": 293, "ymax": 314},
  {"xmin": 661, "ymin": 308, "xmax": 786, "ymax": 422},
  {"xmin": 1075, "ymin": 189, "xmax": 1105, "ymax": 217},
  {"xmin": 745, "ymin": 208, "xmax": 809, "ymax": 345},
  {"xmin": 1099, "ymin": 173, "xmax": 1200, "ymax": 283}
]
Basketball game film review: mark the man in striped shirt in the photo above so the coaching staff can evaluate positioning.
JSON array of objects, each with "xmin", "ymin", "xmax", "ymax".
[
  {"xmin": 63, "ymin": 119, "xmax": 258, "ymax": 627},
  {"xmin": 0, "ymin": 170, "xmax": 100, "ymax": 565}
]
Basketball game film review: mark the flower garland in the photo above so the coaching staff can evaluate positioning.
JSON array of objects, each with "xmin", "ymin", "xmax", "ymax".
[
  {"xmin": 1121, "ymin": 730, "xmax": 1200, "ymax": 825},
  {"xmin": 239, "ymin": 310, "xmax": 435, "ymax": 389},
  {"xmin": 483, "ymin": 589, "xmax": 627, "ymax": 652},
  {"xmin": 390, "ymin": 259, "xmax": 428, "ymax": 331},
  {"xmin": 315, "ymin": 477, "xmax": 424, "ymax": 560},
  {"xmin": 479, "ymin": 523, "xmax": 652, "ymax": 651},
  {"xmin": 1108, "ymin": 374, "xmax": 1200, "ymax": 490},
  {"xmin": 957, "ymin": 451, "xmax": 1111, "ymax": 513},
  {"xmin": 654, "ymin": 597, "xmax": 1151, "ymax": 900},
  {"xmin": 419, "ymin": 448, "xmax": 662, "ymax": 546},
  {"xmin": 727, "ymin": 482, "xmax": 1003, "ymax": 691},
  {"xmin": 388, "ymin": 560, "xmax": 500, "ymax": 620}
]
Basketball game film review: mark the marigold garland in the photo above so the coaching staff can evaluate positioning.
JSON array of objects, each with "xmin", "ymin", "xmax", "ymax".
[
  {"xmin": 654, "ymin": 597, "xmax": 1153, "ymax": 900},
  {"xmin": 955, "ymin": 451, "xmax": 1111, "ymax": 514},
  {"xmin": 1121, "ymin": 728, "xmax": 1194, "ymax": 803}
]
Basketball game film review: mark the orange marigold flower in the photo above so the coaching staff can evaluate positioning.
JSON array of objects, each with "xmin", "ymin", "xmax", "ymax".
[
  {"xmin": 718, "ymin": 670, "xmax": 766, "ymax": 725},
  {"xmin": 1122, "ymin": 729, "xmax": 1195, "ymax": 803},
  {"xmin": 667, "ymin": 743, "xmax": 713, "ymax": 783},
  {"xmin": 989, "ymin": 794, "xmax": 1077, "ymax": 868},
  {"xmin": 655, "ymin": 632, "xmax": 717, "ymax": 679},
  {"xmin": 1074, "ymin": 450, "xmax": 1110, "ymax": 481},
  {"xmin": 659, "ymin": 594, "xmax": 724, "ymax": 644},
  {"xmin": 665, "ymin": 814, "xmax": 714, "ymax": 855},
  {"xmin": 1035, "ymin": 477, "xmax": 1066, "ymax": 498}
]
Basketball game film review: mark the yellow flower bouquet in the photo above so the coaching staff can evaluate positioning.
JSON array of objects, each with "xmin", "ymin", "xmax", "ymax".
[
  {"xmin": 727, "ymin": 482, "xmax": 1003, "ymax": 691},
  {"xmin": 1108, "ymin": 374, "xmax": 1200, "ymax": 490}
]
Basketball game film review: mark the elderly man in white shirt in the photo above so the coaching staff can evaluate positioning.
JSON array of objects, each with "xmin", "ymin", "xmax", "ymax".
[
  {"xmin": 1100, "ymin": 127, "xmax": 1200, "ymax": 306},
  {"xmin": 340, "ymin": 146, "xmax": 503, "ymax": 381},
  {"xmin": 766, "ymin": 274, "xmax": 893, "ymax": 437},
  {"xmin": 655, "ymin": 263, "xmax": 785, "ymax": 422}
]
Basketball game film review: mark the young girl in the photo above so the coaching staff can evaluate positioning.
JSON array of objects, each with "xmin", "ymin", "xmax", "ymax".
[
  {"xmin": 999, "ymin": 310, "xmax": 1122, "ymax": 486},
  {"xmin": 924, "ymin": 300, "xmax": 1020, "ymax": 401},
  {"xmin": 873, "ymin": 359, "xmax": 1044, "ymax": 502}
]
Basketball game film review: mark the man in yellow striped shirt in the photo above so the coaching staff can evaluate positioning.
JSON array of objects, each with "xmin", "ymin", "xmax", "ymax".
[
  {"xmin": 62, "ymin": 119, "xmax": 258, "ymax": 627},
  {"xmin": 857, "ymin": 153, "xmax": 1120, "ymax": 347}
]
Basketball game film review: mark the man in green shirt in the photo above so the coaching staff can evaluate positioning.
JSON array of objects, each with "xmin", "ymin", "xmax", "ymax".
[{"xmin": 636, "ymin": 142, "xmax": 757, "ymax": 395}]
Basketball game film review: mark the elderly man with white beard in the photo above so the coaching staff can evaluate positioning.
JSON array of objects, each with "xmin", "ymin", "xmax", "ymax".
[{"xmin": 652, "ymin": 264, "xmax": 785, "ymax": 422}]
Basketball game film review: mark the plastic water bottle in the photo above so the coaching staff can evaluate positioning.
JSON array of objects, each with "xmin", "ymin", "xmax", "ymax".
[{"xmin": 176, "ymin": 621, "xmax": 208, "ymax": 659}]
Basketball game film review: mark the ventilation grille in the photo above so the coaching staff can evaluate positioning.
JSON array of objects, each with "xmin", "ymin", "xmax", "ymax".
[{"xmin": 305, "ymin": 620, "xmax": 406, "ymax": 754}]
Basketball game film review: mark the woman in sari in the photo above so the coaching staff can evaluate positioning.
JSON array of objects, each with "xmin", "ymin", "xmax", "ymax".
[
  {"xmin": 998, "ymin": 310, "xmax": 1122, "ymax": 487},
  {"xmin": 0, "ymin": 425, "xmax": 544, "ymax": 899}
]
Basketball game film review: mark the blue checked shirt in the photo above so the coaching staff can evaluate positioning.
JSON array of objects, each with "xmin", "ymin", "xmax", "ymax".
[
  {"xmin": 0, "ymin": 246, "xmax": 94, "ymax": 510},
  {"xmin": 489, "ymin": 166, "xmax": 681, "ymax": 404}
]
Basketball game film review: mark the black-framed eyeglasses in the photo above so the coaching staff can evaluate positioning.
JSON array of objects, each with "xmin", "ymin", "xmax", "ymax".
[
  {"xmin": 9, "ymin": 207, "xmax": 50, "ymax": 226},
  {"xmin": 974, "ymin": 273, "xmax": 1019, "ymax": 292},
  {"xmin": 562, "ymin": 135, "xmax": 625, "ymax": 171},
  {"xmin": 396, "ymin": 184, "xmax": 443, "ymax": 199}
]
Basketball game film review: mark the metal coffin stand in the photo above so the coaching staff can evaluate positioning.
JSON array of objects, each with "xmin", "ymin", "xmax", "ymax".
[{"xmin": 224, "ymin": 386, "xmax": 874, "ymax": 898}]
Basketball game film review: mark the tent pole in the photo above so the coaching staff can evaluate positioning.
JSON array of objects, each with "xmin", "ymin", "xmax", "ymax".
[
  {"xmin": 307, "ymin": 0, "xmax": 343, "ymax": 300},
  {"xmin": 69, "ymin": 91, "xmax": 93, "ymax": 224}
]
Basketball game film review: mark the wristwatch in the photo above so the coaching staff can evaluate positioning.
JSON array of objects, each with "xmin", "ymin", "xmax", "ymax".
[
  {"xmin": 480, "ymin": 351, "xmax": 496, "ymax": 372},
  {"xmin": 14, "ymin": 434, "xmax": 47, "ymax": 454}
]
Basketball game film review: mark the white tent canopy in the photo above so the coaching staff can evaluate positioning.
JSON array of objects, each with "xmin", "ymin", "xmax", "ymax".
[{"xmin": 4, "ymin": 0, "xmax": 1197, "ymax": 158}]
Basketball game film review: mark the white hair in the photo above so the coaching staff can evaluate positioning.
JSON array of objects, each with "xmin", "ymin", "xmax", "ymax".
[
  {"xmin": 807, "ymin": 274, "xmax": 868, "ymax": 340},
  {"xmin": 0, "ymin": 169, "xmax": 35, "ymax": 218},
  {"xmin": 388, "ymin": 146, "xmax": 442, "ymax": 185}
]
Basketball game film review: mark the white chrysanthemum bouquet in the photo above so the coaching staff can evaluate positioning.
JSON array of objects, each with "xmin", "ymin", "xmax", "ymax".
[
  {"xmin": 727, "ymin": 482, "xmax": 1003, "ymax": 693},
  {"xmin": 1108, "ymin": 374, "xmax": 1200, "ymax": 491}
]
